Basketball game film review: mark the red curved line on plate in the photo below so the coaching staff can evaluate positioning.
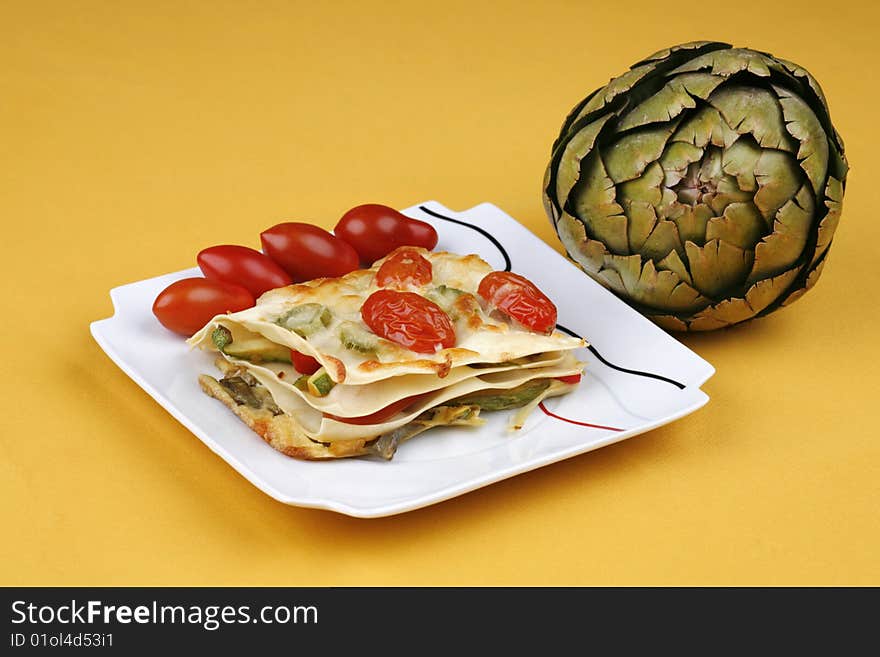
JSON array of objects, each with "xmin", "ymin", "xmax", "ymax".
[{"xmin": 538, "ymin": 402, "xmax": 624, "ymax": 432}]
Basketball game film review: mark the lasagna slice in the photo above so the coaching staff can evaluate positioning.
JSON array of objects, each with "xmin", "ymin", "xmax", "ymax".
[{"xmin": 189, "ymin": 248, "xmax": 586, "ymax": 460}]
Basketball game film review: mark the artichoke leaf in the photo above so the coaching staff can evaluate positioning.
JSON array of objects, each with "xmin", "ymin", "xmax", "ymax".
[
  {"xmin": 708, "ymin": 86, "xmax": 796, "ymax": 152},
  {"xmin": 657, "ymin": 188, "xmax": 679, "ymax": 216},
  {"xmin": 578, "ymin": 65, "xmax": 656, "ymax": 119},
  {"xmin": 671, "ymin": 48, "xmax": 774, "ymax": 78},
  {"xmin": 805, "ymin": 257, "xmax": 827, "ymax": 291},
  {"xmin": 553, "ymin": 87, "xmax": 604, "ymax": 155},
  {"xmin": 603, "ymin": 119, "xmax": 680, "ymax": 183},
  {"xmin": 557, "ymin": 213, "xmax": 608, "ymax": 275},
  {"xmin": 571, "ymin": 153, "xmax": 629, "ymax": 254},
  {"xmin": 542, "ymin": 166, "xmax": 559, "ymax": 223},
  {"xmin": 618, "ymin": 161, "xmax": 665, "ymax": 206},
  {"xmin": 626, "ymin": 201, "xmax": 658, "ymax": 252},
  {"xmin": 776, "ymin": 58, "xmax": 831, "ymax": 119},
  {"xmin": 685, "ymin": 239, "xmax": 754, "ymax": 299},
  {"xmin": 690, "ymin": 297, "xmax": 759, "ymax": 327},
  {"xmin": 601, "ymin": 255, "xmax": 709, "ymax": 313},
  {"xmin": 721, "ymin": 139, "xmax": 762, "ymax": 191},
  {"xmin": 753, "ymin": 150, "xmax": 803, "ymax": 223},
  {"xmin": 748, "ymin": 184, "xmax": 814, "ymax": 284},
  {"xmin": 698, "ymin": 147, "xmax": 723, "ymax": 181},
  {"xmin": 783, "ymin": 256, "xmax": 826, "ymax": 307},
  {"xmin": 616, "ymin": 73, "xmax": 725, "ymax": 132},
  {"xmin": 596, "ymin": 263, "xmax": 629, "ymax": 297},
  {"xmin": 669, "ymin": 203, "xmax": 713, "ymax": 245},
  {"xmin": 554, "ymin": 114, "xmax": 614, "ymax": 212},
  {"xmin": 687, "ymin": 312, "xmax": 729, "ymax": 331},
  {"xmin": 811, "ymin": 176, "xmax": 843, "ymax": 267},
  {"xmin": 744, "ymin": 267, "xmax": 800, "ymax": 314},
  {"xmin": 659, "ymin": 141, "xmax": 704, "ymax": 187},
  {"xmin": 773, "ymin": 84, "xmax": 829, "ymax": 196},
  {"xmin": 828, "ymin": 136, "xmax": 849, "ymax": 182},
  {"xmin": 705, "ymin": 174, "xmax": 754, "ymax": 216},
  {"xmin": 638, "ymin": 40, "xmax": 728, "ymax": 65},
  {"xmin": 705, "ymin": 202, "xmax": 764, "ymax": 250},
  {"xmin": 780, "ymin": 287, "xmax": 804, "ymax": 307},
  {"xmin": 641, "ymin": 218, "xmax": 685, "ymax": 262},
  {"xmin": 671, "ymin": 106, "xmax": 739, "ymax": 148},
  {"xmin": 656, "ymin": 248, "xmax": 693, "ymax": 286}
]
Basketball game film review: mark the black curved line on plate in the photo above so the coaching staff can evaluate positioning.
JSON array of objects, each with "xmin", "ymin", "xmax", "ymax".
[
  {"xmin": 417, "ymin": 205, "xmax": 683, "ymax": 389},
  {"xmin": 557, "ymin": 324, "xmax": 687, "ymax": 390},
  {"xmin": 418, "ymin": 205, "xmax": 512, "ymax": 272}
]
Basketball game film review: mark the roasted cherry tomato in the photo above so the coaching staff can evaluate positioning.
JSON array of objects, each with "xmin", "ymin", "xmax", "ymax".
[
  {"xmin": 260, "ymin": 222, "xmax": 359, "ymax": 282},
  {"xmin": 376, "ymin": 248, "xmax": 433, "ymax": 288},
  {"xmin": 197, "ymin": 244, "xmax": 292, "ymax": 297},
  {"xmin": 290, "ymin": 349, "xmax": 321, "ymax": 375},
  {"xmin": 152, "ymin": 278, "xmax": 254, "ymax": 337},
  {"xmin": 556, "ymin": 373, "xmax": 582, "ymax": 384},
  {"xmin": 361, "ymin": 289, "xmax": 455, "ymax": 354},
  {"xmin": 324, "ymin": 392, "xmax": 432, "ymax": 425},
  {"xmin": 477, "ymin": 271, "xmax": 557, "ymax": 334},
  {"xmin": 335, "ymin": 203, "xmax": 439, "ymax": 264}
]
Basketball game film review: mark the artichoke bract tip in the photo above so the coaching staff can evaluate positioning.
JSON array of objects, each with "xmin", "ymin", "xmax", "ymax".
[{"xmin": 544, "ymin": 42, "xmax": 848, "ymax": 331}]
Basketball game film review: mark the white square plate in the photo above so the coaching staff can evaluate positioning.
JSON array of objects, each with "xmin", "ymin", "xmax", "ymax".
[{"xmin": 91, "ymin": 201, "xmax": 714, "ymax": 517}]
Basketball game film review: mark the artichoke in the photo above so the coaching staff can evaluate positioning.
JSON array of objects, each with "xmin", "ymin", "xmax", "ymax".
[{"xmin": 543, "ymin": 41, "xmax": 848, "ymax": 331}]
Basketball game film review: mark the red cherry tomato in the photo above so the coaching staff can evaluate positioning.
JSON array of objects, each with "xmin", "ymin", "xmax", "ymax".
[
  {"xmin": 335, "ymin": 204, "xmax": 439, "ymax": 264},
  {"xmin": 376, "ymin": 249, "xmax": 433, "ymax": 288},
  {"xmin": 477, "ymin": 271, "xmax": 557, "ymax": 335},
  {"xmin": 290, "ymin": 349, "xmax": 321, "ymax": 375},
  {"xmin": 556, "ymin": 374, "xmax": 582, "ymax": 384},
  {"xmin": 361, "ymin": 289, "xmax": 456, "ymax": 354},
  {"xmin": 152, "ymin": 278, "xmax": 254, "ymax": 337},
  {"xmin": 197, "ymin": 245, "xmax": 292, "ymax": 297},
  {"xmin": 260, "ymin": 222, "xmax": 359, "ymax": 282},
  {"xmin": 324, "ymin": 392, "xmax": 432, "ymax": 425}
]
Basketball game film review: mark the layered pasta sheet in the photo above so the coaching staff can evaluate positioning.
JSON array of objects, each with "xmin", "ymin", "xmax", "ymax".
[{"xmin": 190, "ymin": 248, "xmax": 586, "ymax": 459}]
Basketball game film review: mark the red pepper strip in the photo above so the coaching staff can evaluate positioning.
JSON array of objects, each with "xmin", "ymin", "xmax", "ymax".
[{"xmin": 324, "ymin": 392, "xmax": 432, "ymax": 425}]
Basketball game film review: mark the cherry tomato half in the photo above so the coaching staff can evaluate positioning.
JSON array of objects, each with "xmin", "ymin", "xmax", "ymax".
[
  {"xmin": 197, "ymin": 245, "xmax": 292, "ymax": 298},
  {"xmin": 324, "ymin": 392, "xmax": 432, "ymax": 425},
  {"xmin": 152, "ymin": 278, "xmax": 254, "ymax": 337},
  {"xmin": 291, "ymin": 349, "xmax": 321, "ymax": 375},
  {"xmin": 376, "ymin": 248, "xmax": 433, "ymax": 289},
  {"xmin": 335, "ymin": 204, "xmax": 438, "ymax": 265},
  {"xmin": 260, "ymin": 222, "xmax": 359, "ymax": 282},
  {"xmin": 477, "ymin": 271, "xmax": 558, "ymax": 335},
  {"xmin": 361, "ymin": 289, "xmax": 455, "ymax": 354},
  {"xmin": 556, "ymin": 373, "xmax": 582, "ymax": 385}
]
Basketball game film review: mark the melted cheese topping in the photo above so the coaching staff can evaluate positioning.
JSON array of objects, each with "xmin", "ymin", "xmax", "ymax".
[{"xmin": 189, "ymin": 248, "xmax": 585, "ymax": 385}]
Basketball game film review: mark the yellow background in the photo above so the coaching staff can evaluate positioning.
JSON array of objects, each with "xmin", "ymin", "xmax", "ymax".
[{"xmin": 2, "ymin": 0, "xmax": 878, "ymax": 585}]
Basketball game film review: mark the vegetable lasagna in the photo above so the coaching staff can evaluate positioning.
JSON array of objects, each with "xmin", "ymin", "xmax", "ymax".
[{"xmin": 188, "ymin": 247, "xmax": 585, "ymax": 460}]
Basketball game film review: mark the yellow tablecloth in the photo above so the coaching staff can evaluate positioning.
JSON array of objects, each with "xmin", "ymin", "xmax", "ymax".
[{"xmin": 2, "ymin": 0, "xmax": 877, "ymax": 585}]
